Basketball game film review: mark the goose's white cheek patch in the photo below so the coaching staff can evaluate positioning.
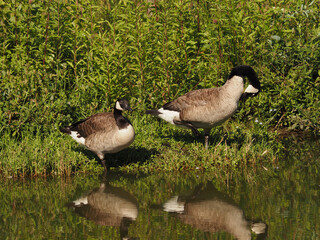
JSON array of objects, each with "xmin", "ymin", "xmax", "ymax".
[
  {"xmin": 115, "ymin": 101, "xmax": 124, "ymax": 111},
  {"xmin": 244, "ymin": 84, "xmax": 259, "ymax": 94}
]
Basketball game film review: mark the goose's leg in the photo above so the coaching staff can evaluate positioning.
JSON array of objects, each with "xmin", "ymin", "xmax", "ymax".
[
  {"xmin": 101, "ymin": 159, "xmax": 108, "ymax": 172},
  {"xmin": 98, "ymin": 152, "xmax": 108, "ymax": 172},
  {"xmin": 101, "ymin": 160, "xmax": 108, "ymax": 179},
  {"xmin": 204, "ymin": 129, "xmax": 211, "ymax": 149}
]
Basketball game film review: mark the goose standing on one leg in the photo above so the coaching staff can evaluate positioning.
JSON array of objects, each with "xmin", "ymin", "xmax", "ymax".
[
  {"xmin": 60, "ymin": 99, "xmax": 135, "ymax": 171},
  {"xmin": 146, "ymin": 65, "xmax": 260, "ymax": 149}
]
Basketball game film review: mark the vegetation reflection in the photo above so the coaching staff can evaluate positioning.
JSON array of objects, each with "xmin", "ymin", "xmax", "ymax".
[{"xmin": 0, "ymin": 138, "xmax": 318, "ymax": 239}]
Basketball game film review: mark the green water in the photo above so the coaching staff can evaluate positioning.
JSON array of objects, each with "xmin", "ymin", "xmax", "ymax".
[{"xmin": 0, "ymin": 138, "xmax": 319, "ymax": 240}]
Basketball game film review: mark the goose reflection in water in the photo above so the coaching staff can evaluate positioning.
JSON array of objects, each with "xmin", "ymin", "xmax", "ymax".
[
  {"xmin": 163, "ymin": 182, "xmax": 267, "ymax": 240},
  {"xmin": 70, "ymin": 182, "xmax": 138, "ymax": 240}
]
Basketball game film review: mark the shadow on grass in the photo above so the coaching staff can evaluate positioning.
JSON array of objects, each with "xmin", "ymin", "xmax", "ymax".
[
  {"xmin": 159, "ymin": 126, "xmax": 269, "ymax": 150},
  {"xmin": 159, "ymin": 128, "xmax": 226, "ymax": 147},
  {"xmin": 72, "ymin": 146, "xmax": 158, "ymax": 169}
]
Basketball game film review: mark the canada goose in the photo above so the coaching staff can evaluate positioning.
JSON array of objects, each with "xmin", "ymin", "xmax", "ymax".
[
  {"xmin": 163, "ymin": 183, "xmax": 267, "ymax": 240},
  {"xmin": 70, "ymin": 183, "xmax": 138, "ymax": 240},
  {"xmin": 146, "ymin": 65, "xmax": 260, "ymax": 149},
  {"xmin": 60, "ymin": 99, "xmax": 135, "ymax": 171}
]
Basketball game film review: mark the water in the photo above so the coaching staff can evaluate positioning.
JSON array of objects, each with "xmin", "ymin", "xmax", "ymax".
[{"xmin": 1, "ymin": 138, "xmax": 319, "ymax": 240}]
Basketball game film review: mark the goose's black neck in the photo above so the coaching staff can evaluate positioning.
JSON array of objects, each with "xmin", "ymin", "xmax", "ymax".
[
  {"xmin": 228, "ymin": 65, "xmax": 260, "ymax": 90},
  {"xmin": 114, "ymin": 107, "xmax": 130, "ymax": 129},
  {"xmin": 114, "ymin": 107, "xmax": 123, "ymax": 117}
]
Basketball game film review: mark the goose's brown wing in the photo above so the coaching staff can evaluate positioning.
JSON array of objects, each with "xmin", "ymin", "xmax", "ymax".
[
  {"xmin": 68, "ymin": 112, "xmax": 115, "ymax": 138},
  {"xmin": 163, "ymin": 88, "xmax": 220, "ymax": 112}
]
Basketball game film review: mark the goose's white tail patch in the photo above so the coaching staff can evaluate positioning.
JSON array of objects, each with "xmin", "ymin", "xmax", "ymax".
[
  {"xmin": 158, "ymin": 108, "xmax": 180, "ymax": 125},
  {"xmin": 70, "ymin": 131, "xmax": 86, "ymax": 145},
  {"xmin": 251, "ymin": 222, "xmax": 267, "ymax": 235},
  {"xmin": 73, "ymin": 196, "xmax": 88, "ymax": 206},
  {"xmin": 244, "ymin": 84, "xmax": 259, "ymax": 94},
  {"xmin": 121, "ymin": 207, "xmax": 139, "ymax": 220},
  {"xmin": 163, "ymin": 196, "xmax": 185, "ymax": 213}
]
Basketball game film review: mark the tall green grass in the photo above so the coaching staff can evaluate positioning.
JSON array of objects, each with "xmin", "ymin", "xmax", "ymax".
[
  {"xmin": 1, "ymin": 0, "xmax": 319, "ymax": 135},
  {"xmin": 0, "ymin": 0, "xmax": 319, "ymax": 176}
]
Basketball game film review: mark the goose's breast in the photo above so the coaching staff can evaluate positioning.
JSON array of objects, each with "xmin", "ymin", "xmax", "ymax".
[
  {"xmin": 85, "ymin": 125, "xmax": 135, "ymax": 153},
  {"xmin": 116, "ymin": 124, "xmax": 135, "ymax": 146},
  {"xmin": 105, "ymin": 124, "xmax": 135, "ymax": 153}
]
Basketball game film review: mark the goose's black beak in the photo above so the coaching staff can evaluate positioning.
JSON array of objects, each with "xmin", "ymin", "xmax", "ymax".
[
  {"xmin": 240, "ymin": 92, "xmax": 250, "ymax": 101},
  {"xmin": 240, "ymin": 92, "xmax": 259, "ymax": 102}
]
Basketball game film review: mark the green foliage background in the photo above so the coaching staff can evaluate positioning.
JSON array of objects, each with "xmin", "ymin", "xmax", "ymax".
[{"xmin": 1, "ymin": 0, "xmax": 319, "ymax": 136}]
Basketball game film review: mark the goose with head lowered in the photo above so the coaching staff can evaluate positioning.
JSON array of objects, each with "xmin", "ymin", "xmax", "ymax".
[
  {"xmin": 146, "ymin": 65, "xmax": 260, "ymax": 149},
  {"xmin": 60, "ymin": 98, "xmax": 135, "ymax": 172},
  {"xmin": 162, "ymin": 182, "xmax": 267, "ymax": 240}
]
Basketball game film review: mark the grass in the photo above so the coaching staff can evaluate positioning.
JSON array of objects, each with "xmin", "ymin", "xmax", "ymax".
[{"xmin": 0, "ymin": 111, "xmax": 284, "ymax": 178}]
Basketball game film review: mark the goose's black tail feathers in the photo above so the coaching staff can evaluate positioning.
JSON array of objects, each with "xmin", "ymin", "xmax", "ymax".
[
  {"xmin": 59, "ymin": 126, "xmax": 71, "ymax": 134},
  {"xmin": 59, "ymin": 119, "xmax": 86, "ymax": 135},
  {"xmin": 145, "ymin": 109, "xmax": 161, "ymax": 116}
]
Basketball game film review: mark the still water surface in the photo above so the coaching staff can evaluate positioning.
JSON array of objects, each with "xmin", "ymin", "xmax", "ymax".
[{"xmin": 1, "ymin": 138, "xmax": 319, "ymax": 239}]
